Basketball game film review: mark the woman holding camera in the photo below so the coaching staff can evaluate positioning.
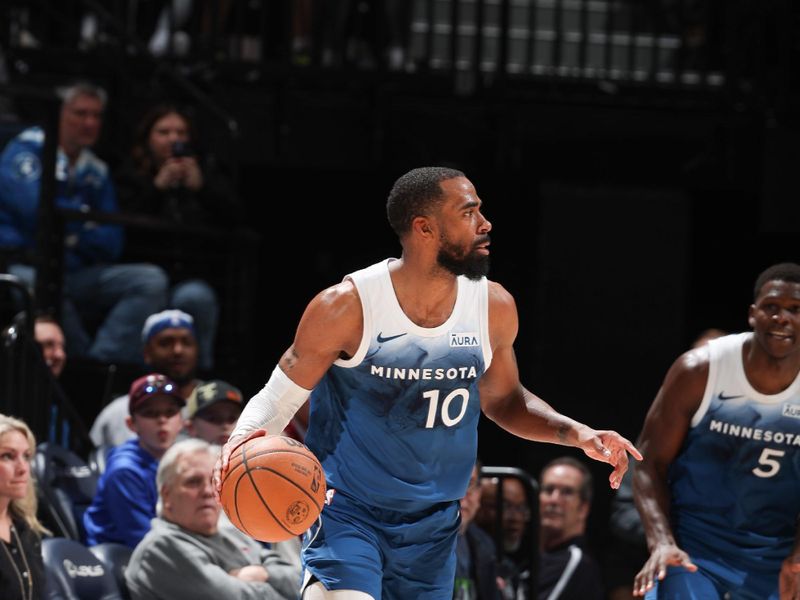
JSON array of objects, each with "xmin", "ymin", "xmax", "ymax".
[
  {"xmin": 116, "ymin": 104, "xmax": 241, "ymax": 226},
  {"xmin": 115, "ymin": 104, "xmax": 242, "ymax": 370}
]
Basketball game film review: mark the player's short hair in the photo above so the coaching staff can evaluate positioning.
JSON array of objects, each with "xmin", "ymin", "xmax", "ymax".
[
  {"xmin": 386, "ymin": 166, "xmax": 465, "ymax": 237},
  {"xmin": 539, "ymin": 456, "xmax": 593, "ymax": 504},
  {"xmin": 753, "ymin": 262, "xmax": 800, "ymax": 300}
]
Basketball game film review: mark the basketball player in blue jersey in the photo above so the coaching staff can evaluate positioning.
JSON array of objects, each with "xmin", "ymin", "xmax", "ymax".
[
  {"xmin": 632, "ymin": 262, "xmax": 800, "ymax": 600},
  {"xmin": 213, "ymin": 166, "xmax": 642, "ymax": 600}
]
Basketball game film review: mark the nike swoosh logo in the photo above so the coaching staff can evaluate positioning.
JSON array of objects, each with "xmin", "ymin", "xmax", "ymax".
[
  {"xmin": 718, "ymin": 392, "xmax": 743, "ymax": 401},
  {"xmin": 376, "ymin": 332, "xmax": 407, "ymax": 343}
]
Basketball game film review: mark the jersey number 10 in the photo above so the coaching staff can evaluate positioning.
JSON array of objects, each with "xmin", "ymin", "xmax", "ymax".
[{"xmin": 423, "ymin": 389, "xmax": 470, "ymax": 428}]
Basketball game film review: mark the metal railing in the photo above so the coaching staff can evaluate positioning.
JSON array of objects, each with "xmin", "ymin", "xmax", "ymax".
[
  {"xmin": 1, "ymin": 0, "xmax": 763, "ymax": 96},
  {"xmin": 0, "ymin": 275, "xmax": 94, "ymax": 457}
]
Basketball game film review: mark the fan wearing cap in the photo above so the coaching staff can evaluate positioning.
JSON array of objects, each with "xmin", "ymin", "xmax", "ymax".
[
  {"xmin": 89, "ymin": 308, "xmax": 202, "ymax": 449},
  {"xmin": 185, "ymin": 380, "xmax": 244, "ymax": 446},
  {"xmin": 83, "ymin": 373, "xmax": 186, "ymax": 549}
]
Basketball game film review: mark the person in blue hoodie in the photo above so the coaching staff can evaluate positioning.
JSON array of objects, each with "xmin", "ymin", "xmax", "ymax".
[
  {"xmin": 84, "ymin": 373, "xmax": 186, "ymax": 548},
  {"xmin": 0, "ymin": 81, "xmax": 168, "ymax": 364}
]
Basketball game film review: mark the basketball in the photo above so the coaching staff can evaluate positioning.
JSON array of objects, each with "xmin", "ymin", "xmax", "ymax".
[{"xmin": 219, "ymin": 434, "xmax": 326, "ymax": 542}]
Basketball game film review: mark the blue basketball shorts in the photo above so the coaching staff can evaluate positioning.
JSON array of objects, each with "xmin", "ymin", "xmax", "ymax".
[
  {"xmin": 645, "ymin": 556, "xmax": 779, "ymax": 600},
  {"xmin": 300, "ymin": 489, "xmax": 460, "ymax": 600}
]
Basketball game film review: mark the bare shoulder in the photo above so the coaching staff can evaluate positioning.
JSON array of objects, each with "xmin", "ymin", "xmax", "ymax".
[
  {"xmin": 486, "ymin": 280, "xmax": 518, "ymax": 347},
  {"xmin": 655, "ymin": 344, "xmax": 711, "ymax": 416},
  {"xmin": 293, "ymin": 278, "xmax": 363, "ymax": 358},
  {"xmin": 302, "ymin": 278, "xmax": 363, "ymax": 331},
  {"xmin": 487, "ymin": 280, "xmax": 517, "ymax": 312},
  {"xmin": 670, "ymin": 344, "xmax": 711, "ymax": 383}
]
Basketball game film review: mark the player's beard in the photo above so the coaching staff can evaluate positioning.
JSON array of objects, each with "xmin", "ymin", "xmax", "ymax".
[{"xmin": 437, "ymin": 237, "xmax": 490, "ymax": 281}]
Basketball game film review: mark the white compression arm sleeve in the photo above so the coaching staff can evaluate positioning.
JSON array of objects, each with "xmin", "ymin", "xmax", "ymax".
[{"xmin": 232, "ymin": 365, "xmax": 312, "ymax": 437}]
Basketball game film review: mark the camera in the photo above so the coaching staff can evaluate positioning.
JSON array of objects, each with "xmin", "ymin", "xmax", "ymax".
[{"xmin": 171, "ymin": 140, "xmax": 193, "ymax": 158}]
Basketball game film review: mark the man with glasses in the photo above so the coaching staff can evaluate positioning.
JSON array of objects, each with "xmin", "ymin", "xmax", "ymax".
[
  {"xmin": 83, "ymin": 373, "xmax": 185, "ymax": 548},
  {"xmin": 476, "ymin": 476, "xmax": 534, "ymax": 599},
  {"xmin": 538, "ymin": 456, "xmax": 604, "ymax": 600}
]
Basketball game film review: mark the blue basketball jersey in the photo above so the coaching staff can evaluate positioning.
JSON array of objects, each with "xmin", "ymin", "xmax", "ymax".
[
  {"xmin": 304, "ymin": 259, "xmax": 492, "ymax": 510},
  {"xmin": 669, "ymin": 332, "xmax": 800, "ymax": 572}
]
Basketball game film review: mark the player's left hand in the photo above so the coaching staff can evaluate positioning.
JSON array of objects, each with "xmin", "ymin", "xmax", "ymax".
[
  {"xmin": 576, "ymin": 427, "xmax": 642, "ymax": 489},
  {"xmin": 780, "ymin": 553, "xmax": 800, "ymax": 600}
]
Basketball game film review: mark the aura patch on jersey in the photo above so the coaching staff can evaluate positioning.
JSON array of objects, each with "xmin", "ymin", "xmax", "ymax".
[
  {"xmin": 783, "ymin": 403, "xmax": 800, "ymax": 419},
  {"xmin": 449, "ymin": 332, "xmax": 479, "ymax": 347}
]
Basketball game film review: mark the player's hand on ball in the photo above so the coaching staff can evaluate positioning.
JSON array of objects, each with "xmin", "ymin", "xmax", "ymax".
[{"xmin": 213, "ymin": 428, "xmax": 267, "ymax": 501}]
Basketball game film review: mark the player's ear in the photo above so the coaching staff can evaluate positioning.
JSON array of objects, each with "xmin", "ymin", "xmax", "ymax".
[
  {"xmin": 747, "ymin": 304, "xmax": 756, "ymax": 329},
  {"xmin": 412, "ymin": 216, "xmax": 434, "ymax": 237}
]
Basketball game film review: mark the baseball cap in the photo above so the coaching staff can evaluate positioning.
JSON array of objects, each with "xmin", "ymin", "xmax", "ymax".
[
  {"xmin": 141, "ymin": 309, "xmax": 195, "ymax": 344},
  {"xmin": 185, "ymin": 380, "xmax": 243, "ymax": 420},
  {"xmin": 129, "ymin": 373, "xmax": 185, "ymax": 415}
]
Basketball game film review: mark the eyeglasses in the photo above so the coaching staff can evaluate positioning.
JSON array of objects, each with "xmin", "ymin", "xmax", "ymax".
[
  {"xmin": 541, "ymin": 484, "xmax": 579, "ymax": 498},
  {"xmin": 501, "ymin": 502, "xmax": 531, "ymax": 519}
]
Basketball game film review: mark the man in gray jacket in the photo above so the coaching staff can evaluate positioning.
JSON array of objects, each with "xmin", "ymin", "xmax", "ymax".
[{"xmin": 126, "ymin": 438, "xmax": 299, "ymax": 599}]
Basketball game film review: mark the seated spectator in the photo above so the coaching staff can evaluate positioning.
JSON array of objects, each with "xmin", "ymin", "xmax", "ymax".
[
  {"xmin": 90, "ymin": 309, "xmax": 202, "ymax": 449},
  {"xmin": 115, "ymin": 103, "xmax": 243, "ymax": 370},
  {"xmin": 126, "ymin": 438, "xmax": 299, "ymax": 599},
  {"xmin": 454, "ymin": 459, "xmax": 501, "ymax": 600},
  {"xmin": 538, "ymin": 456, "xmax": 604, "ymax": 600},
  {"xmin": 34, "ymin": 313, "xmax": 66, "ymax": 378},
  {"xmin": 33, "ymin": 312, "xmax": 74, "ymax": 445},
  {"xmin": 476, "ymin": 474, "xmax": 535, "ymax": 599},
  {"xmin": 0, "ymin": 81, "xmax": 169, "ymax": 365},
  {"xmin": 83, "ymin": 373, "xmax": 185, "ymax": 548},
  {"xmin": 0, "ymin": 414, "xmax": 48, "ymax": 600},
  {"xmin": 185, "ymin": 379, "xmax": 243, "ymax": 445}
]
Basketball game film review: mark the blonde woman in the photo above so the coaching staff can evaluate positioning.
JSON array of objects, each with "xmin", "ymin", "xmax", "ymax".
[{"xmin": 0, "ymin": 414, "xmax": 48, "ymax": 600}]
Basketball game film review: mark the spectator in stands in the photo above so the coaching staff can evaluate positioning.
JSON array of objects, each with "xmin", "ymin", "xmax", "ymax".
[
  {"xmin": 0, "ymin": 80, "xmax": 170, "ymax": 365},
  {"xmin": 115, "ymin": 103, "xmax": 242, "ymax": 369},
  {"xmin": 537, "ymin": 456, "xmax": 604, "ymax": 600},
  {"xmin": 184, "ymin": 379, "xmax": 243, "ymax": 445},
  {"xmin": 89, "ymin": 309, "xmax": 202, "ymax": 449},
  {"xmin": 182, "ymin": 380, "xmax": 305, "ymax": 573},
  {"xmin": 454, "ymin": 459, "xmax": 502, "ymax": 600},
  {"xmin": 476, "ymin": 475, "xmax": 535, "ymax": 599},
  {"xmin": 34, "ymin": 313, "xmax": 66, "ymax": 378},
  {"xmin": 126, "ymin": 437, "xmax": 299, "ymax": 599},
  {"xmin": 83, "ymin": 373, "xmax": 185, "ymax": 549},
  {"xmin": 0, "ymin": 414, "xmax": 48, "ymax": 600}
]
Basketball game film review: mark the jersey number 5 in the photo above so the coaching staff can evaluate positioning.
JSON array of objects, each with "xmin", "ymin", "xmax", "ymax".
[
  {"xmin": 424, "ymin": 389, "xmax": 469, "ymax": 428},
  {"xmin": 752, "ymin": 448, "xmax": 785, "ymax": 478}
]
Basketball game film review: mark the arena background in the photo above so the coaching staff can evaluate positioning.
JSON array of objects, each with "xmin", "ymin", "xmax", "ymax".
[{"xmin": 2, "ymin": 0, "xmax": 799, "ymax": 560}]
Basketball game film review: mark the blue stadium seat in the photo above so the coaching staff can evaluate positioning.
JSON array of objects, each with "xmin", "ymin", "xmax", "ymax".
[
  {"xmin": 42, "ymin": 537, "xmax": 124, "ymax": 600},
  {"xmin": 33, "ymin": 443, "xmax": 99, "ymax": 543},
  {"xmin": 89, "ymin": 542, "xmax": 133, "ymax": 600}
]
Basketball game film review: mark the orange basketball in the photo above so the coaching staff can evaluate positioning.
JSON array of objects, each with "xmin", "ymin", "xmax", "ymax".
[{"xmin": 219, "ymin": 434, "xmax": 326, "ymax": 542}]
